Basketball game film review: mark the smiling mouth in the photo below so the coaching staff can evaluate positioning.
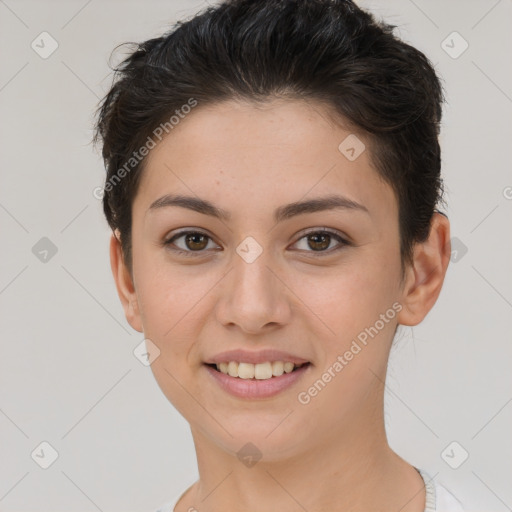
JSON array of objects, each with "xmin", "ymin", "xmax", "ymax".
[{"xmin": 205, "ymin": 361, "xmax": 311, "ymax": 380}]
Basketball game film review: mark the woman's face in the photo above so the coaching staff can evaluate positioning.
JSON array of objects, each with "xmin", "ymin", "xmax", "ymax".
[{"xmin": 120, "ymin": 98, "xmax": 412, "ymax": 459}]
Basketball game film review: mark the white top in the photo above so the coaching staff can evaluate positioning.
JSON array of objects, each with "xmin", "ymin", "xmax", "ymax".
[{"xmin": 154, "ymin": 468, "xmax": 465, "ymax": 512}]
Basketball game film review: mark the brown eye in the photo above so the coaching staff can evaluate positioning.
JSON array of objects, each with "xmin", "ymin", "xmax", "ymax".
[
  {"xmin": 184, "ymin": 233, "xmax": 209, "ymax": 250},
  {"xmin": 164, "ymin": 230, "xmax": 220, "ymax": 256},
  {"xmin": 292, "ymin": 229, "xmax": 349, "ymax": 254},
  {"xmin": 307, "ymin": 232, "xmax": 331, "ymax": 251}
]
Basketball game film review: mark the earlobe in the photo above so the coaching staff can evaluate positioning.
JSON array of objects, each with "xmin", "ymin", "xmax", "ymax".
[
  {"xmin": 397, "ymin": 213, "xmax": 451, "ymax": 326},
  {"xmin": 109, "ymin": 232, "xmax": 144, "ymax": 333}
]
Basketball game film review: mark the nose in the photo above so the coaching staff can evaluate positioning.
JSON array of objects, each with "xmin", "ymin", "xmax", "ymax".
[{"xmin": 215, "ymin": 248, "xmax": 292, "ymax": 335}]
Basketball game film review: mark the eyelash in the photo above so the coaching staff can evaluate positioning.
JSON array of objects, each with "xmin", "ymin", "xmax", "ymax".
[{"xmin": 163, "ymin": 228, "xmax": 351, "ymax": 258}]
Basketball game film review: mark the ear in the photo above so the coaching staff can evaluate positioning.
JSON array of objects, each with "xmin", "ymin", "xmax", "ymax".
[
  {"xmin": 109, "ymin": 232, "xmax": 143, "ymax": 333},
  {"xmin": 397, "ymin": 212, "xmax": 451, "ymax": 326}
]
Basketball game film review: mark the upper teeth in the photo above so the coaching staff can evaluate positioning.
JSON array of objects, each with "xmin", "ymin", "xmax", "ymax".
[{"xmin": 215, "ymin": 361, "xmax": 300, "ymax": 379}]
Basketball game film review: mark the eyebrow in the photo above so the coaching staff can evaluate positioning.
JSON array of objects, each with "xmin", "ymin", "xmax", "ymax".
[{"xmin": 147, "ymin": 193, "xmax": 369, "ymax": 222}]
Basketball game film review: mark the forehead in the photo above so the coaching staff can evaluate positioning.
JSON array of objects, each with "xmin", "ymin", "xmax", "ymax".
[{"xmin": 134, "ymin": 98, "xmax": 397, "ymax": 222}]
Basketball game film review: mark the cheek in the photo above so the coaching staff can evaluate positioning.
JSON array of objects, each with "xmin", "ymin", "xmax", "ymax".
[
  {"xmin": 288, "ymin": 251, "xmax": 401, "ymax": 385},
  {"xmin": 133, "ymin": 256, "xmax": 219, "ymax": 349},
  {"xmin": 292, "ymin": 253, "xmax": 399, "ymax": 334},
  {"xmin": 137, "ymin": 276, "xmax": 184, "ymax": 331},
  {"xmin": 291, "ymin": 262, "xmax": 400, "ymax": 421}
]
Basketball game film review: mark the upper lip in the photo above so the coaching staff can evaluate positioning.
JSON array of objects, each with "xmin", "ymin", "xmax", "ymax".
[{"xmin": 204, "ymin": 349, "xmax": 310, "ymax": 365}]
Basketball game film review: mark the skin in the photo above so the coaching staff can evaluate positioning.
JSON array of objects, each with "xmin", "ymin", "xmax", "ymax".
[{"xmin": 110, "ymin": 98, "xmax": 451, "ymax": 512}]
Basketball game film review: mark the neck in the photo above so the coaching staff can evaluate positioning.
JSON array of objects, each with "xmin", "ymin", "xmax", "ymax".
[{"xmin": 178, "ymin": 403, "xmax": 426, "ymax": 512}]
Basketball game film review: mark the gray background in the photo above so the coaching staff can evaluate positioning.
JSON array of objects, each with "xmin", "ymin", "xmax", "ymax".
[{"xmin": 0, "ymin": 0, "xmax": 511, "ymax": 510}]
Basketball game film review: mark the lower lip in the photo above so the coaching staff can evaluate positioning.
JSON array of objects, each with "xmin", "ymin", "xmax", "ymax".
[{"xmin": 204, "ymin": 364, "xmax": 311, "ymax": 399}]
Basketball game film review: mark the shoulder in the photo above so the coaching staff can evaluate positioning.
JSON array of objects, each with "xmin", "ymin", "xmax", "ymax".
[
  {"xmin": 417, "ymin": 468, "xmax": 465, "ymax": 512},
  {"xmin": 434, "ymin": 481, "xmax": 465, "ymax": 512},
  {"xmin": 154, "ymin": 481, "xmax": 196, "ymax": 512},
  {"xmin": 154, "ymin": 499, "xmax": 177, "ymax": 512}
]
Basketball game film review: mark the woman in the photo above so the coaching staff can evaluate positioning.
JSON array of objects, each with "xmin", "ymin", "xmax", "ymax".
[{"xmin": 94, "ymin": 0, "xmax": 464, "ymax": 510}]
